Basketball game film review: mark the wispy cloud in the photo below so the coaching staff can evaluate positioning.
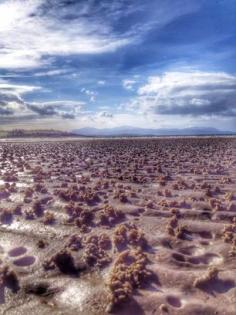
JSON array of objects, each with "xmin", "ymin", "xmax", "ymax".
[
  {"xmin": 0, "ymin": 0, "xmax": 200, "ymax": 70},
  {"xmin": 0, "ymin": 80, "xmax": 41, "ymax": 94},
  {"xmin": 0, "ymin": 0, "xmax": 129, "ymax": 70},
  {"xmin": 97, "ymin": 80, "xmax": 106, "ymax": 85},
  {"xmin": 122, "ymin": 79, "xmax": 137, "ymax": 91},
  {"xmin": 33, "ymin": 69, "xmax": 71, "ymax": 77}
]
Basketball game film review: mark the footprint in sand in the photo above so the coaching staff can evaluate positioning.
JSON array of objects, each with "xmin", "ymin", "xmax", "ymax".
[
  {"xmin": 8, "ymin": 246, "xmax": 27, "ymax": 257},
  {"xmin": 166, "ymin": 295, "xmax": 183, "ymax": 308},
  {"xmin": 13, "ymin": 256, "xmax": 36, "ymax": 266},
  {"xmin": 8, "ymin": 246, "xmax": 36, "ymax": 267},
  {"xmin": 172, "ymin": 244, "xmax": 223, "ymax": 266},
  {"xmin": 188, "ymin": 253, "xmax": 223, "ymax": 265},
  {"xmin": 179, "ymin": 245, "xmax": 202, "ymax": 256},
  {"xmin": 0, "ymin": 245, "xmax": 35, "ymax": 305},
  {"xmin": 0, "ymin": 245, "xmax": 36, "ymax": 268}
]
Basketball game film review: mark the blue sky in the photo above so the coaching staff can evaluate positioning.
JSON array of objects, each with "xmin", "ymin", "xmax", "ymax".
[{"xmin": 0, "ymin": 0, "xmax": 236, "ymax": 131}]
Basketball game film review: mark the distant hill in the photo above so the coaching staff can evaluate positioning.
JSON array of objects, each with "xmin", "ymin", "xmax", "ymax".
[
  {"xmin": 2, "ymin": 127, "xmax": 235, "ymax": 139},
  {"xmin": 73, "ymin": 126, "xmax": 235, "ymax": 137},
  {"xmin": 2, "ymin": 129, "xmax": 79, "ymax": 138}
]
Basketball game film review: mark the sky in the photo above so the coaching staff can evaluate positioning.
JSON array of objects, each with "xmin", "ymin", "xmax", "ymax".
[{"xmin": 0, "ymin": 0, "xmax": 236, "ymax": 131}]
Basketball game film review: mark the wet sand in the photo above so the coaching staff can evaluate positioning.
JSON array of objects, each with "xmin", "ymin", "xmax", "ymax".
[{"xmin": 0, "ymin": 137, "xmax": 235, "ymax": 314}]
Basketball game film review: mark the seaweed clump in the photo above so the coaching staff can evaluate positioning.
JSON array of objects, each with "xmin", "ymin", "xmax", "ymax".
[
  {"xmin": 98, "ymin": 205, "xmax": 124, "ymax": 226},
  {"xmin": 221, "ymin": 218, "xmax": 236, "ymax": 256},
  {"xmin": 106, "ymin": 248, "xmax": 151, "ymax": 312},
  {"xmin": 193, "ymin": 267, "xmax": 219, "ymax": 289},
  {"xmin": 0, "ymin": 209, "xmax": 13, "ymax": 224},
  {"xmin": 82, "ymin": 233, "xmax": 112, "ymax": 268},
  {"xmin": 0, "ymin": 265, "xmax": 20, "ymax": 293},
  {"xmin": 113, "ymin": 223, "xmax": 147, "ymax": 250},
  {"xmin": 42, "ymin": 211, "xmax": 55, "ymax": 225},
  {"xmin": 24, "ymin": 281, "xmax": 59, "ymax": 297},
  {"xmin": 43, "ymin": 250, "xmax": 79, "ymax": 275}
]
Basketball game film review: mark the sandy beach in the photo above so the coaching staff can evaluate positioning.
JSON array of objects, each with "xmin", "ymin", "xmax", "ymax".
[{"xmin": 0, "ymin": 137, "xmax": 235, "ymax": 315}]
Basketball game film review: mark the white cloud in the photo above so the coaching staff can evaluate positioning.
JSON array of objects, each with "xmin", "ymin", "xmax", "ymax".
[
  {"xmin": 0, "ymin": 80, "xmax": 41, "ymax": 94},
  {"xmin": 138, "ymin": 72, "xmax": 236, "ymax": 95},
  {"xmin": 122, "ymin": 79, "xmax": 137, "ymax": 90},
  {"xmin": 81, "ymin": 88, "xmax": 97, "ymax": 102},
  {"xmin": 128, "ymin": 71, "xmax": 236, "ymax": 116},
  {"xmin": 97, "ymin": 111, "xmax": 113, "ymax": 118},
  {"xmin": 97, "ymin": 80, "xmax": 106, "ymax": 85},
  {"xmin": 33, "ymin": 69, "xmax": 71, "ymax": 77}
]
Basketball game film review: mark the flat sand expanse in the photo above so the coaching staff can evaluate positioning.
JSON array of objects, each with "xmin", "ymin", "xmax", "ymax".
[{"xmin": 0, "ymin": 137, "xmax": 235, "ymax": 315}]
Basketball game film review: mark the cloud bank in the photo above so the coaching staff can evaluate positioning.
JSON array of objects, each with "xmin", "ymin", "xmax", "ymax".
[
  {"xmin": 1, "ymin": 70, "xmax": 236, "ymax": 129},
  {"xmin": 128, "ymin": 71, "xmax": 236, "ymax": 117},
  {"xmin": 0, "ymin": 81, "xmax": 84, "ymax": 122}
]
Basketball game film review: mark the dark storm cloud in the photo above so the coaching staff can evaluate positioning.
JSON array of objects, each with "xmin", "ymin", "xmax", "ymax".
[
  {"xmin": 156, "ymin": 98, "xmax": 236, "ymax": 116},
  {"xmin": 27, "ymin": 103, "xmax": 57, "ymax": 116},
  {"xmin": 0, "ymin": 107, "xmax": 14, "ymax": 115},
  {"xmin": 0, "ymin": 92, "xmax": 24, "ymax": 106},
  {"xmin": 26, "ymin": 101, "xmax": 84, "ymax": 119},
  {"xmin": 0, "ymin": 91, "xmax": 25, "ymax": 117},
  {"xmin": 61, "ymin": 113, "xmax": 76, "ymax": 119},
  {"xmin": 0, "ymin": 88, "xmax": 84, "ymax": 122}
]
